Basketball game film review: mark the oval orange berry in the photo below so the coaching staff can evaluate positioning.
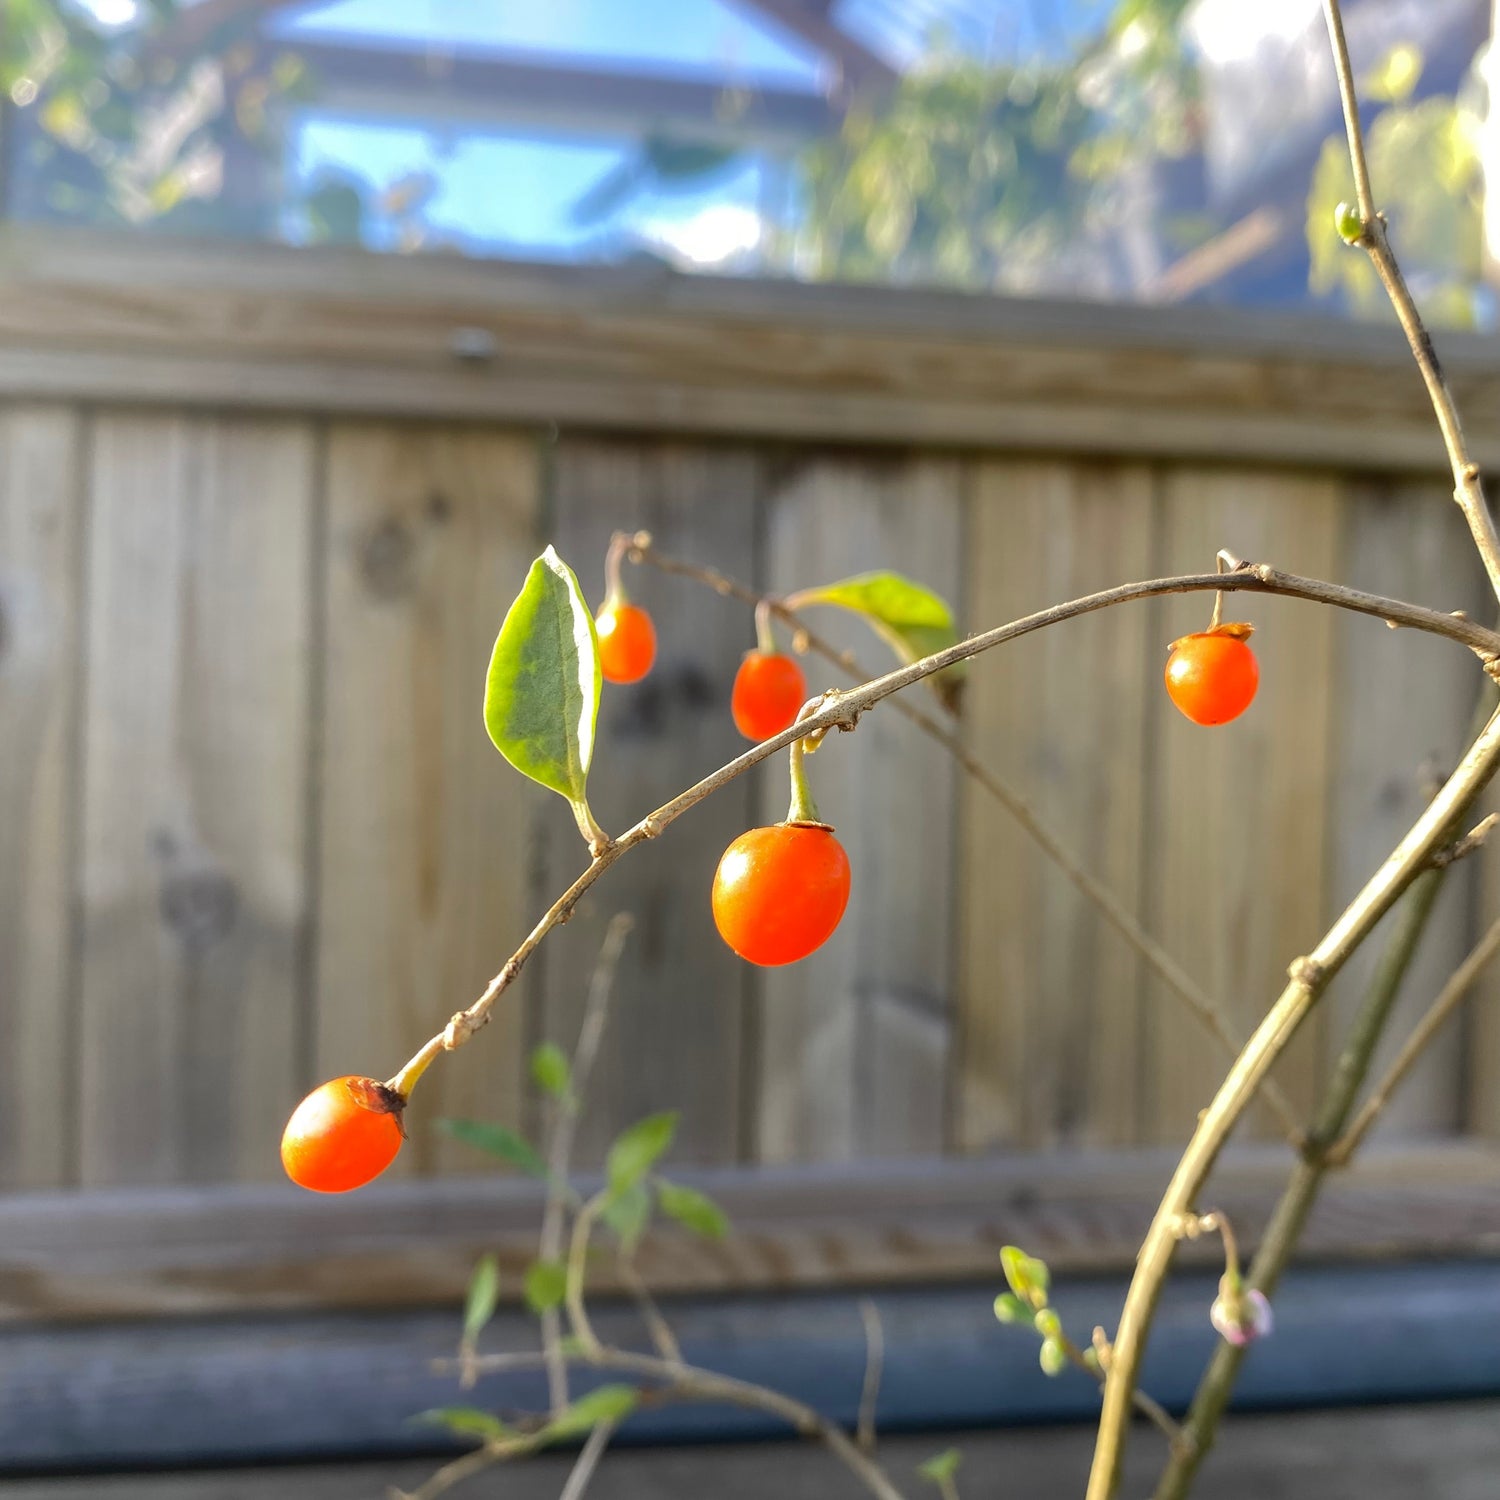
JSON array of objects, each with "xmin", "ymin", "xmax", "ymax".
[
  {"xmin": 596, "ymin": 601, "xmax": 657, "ymax": 684},
  {"xmin": 731, "ymin": 650, "xmax": 807, "ymax": 741},
  {"xmin": 712, "ymin": 822, "xmax": 851, "ymax": 966},
  {"xmin": 281, "ymin": 1075, "xmax": 405, "ymax": 1193},
  {"xmin": 1165, "ymin": 627, "xmax": 1259, "ymax": 726}
]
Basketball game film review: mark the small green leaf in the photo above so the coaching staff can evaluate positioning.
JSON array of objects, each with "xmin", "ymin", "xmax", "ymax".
[
  {"xmin": 1034, "ymin": 1307, "xmax": 1063, "ymax": 1341},
  {"xmin": 484, "ymin": 546, "xmax": 603, "ymax": 840},
  {"xmin": 994, "ymin": 1291, "xmax": 1029, "ymax": 1325},
  {"xmin": 540, "ymin": 1383, "xmax": 639, "ymax": 1442},
  {"xmin": 437, "ymin": 1118, "xmax": 548, "ymax": 1179},
  {"xmin": 1000, "ymin": 1245, "xmax": 1049, "ymax": 1307},
  {"xmin": 783, "ymin": 570, "xmax": 964, "ymax": 712},
  {"xmin": 606, "ymin": 1111, "xmax": 679, "ymax": 1200},
  {"xmin": 657, "ymin": 1179, "xmax": 729, "ymax": 1239},
  {"xmin": 530, "ymin": 1042, "xmax": 572, "ymax": 1100},
  {"xmin": 1333, "ymin": 200, "xmax": 1363, "ymax": 245},
  {"xmin": 462, "ymin": 1253, "xmax": 500, "ymax": 1346},
  {"xmin": 603, "ymin": 1180, "xmax": 653, "ymax": 1253},
  {"xmin": 524, "ymin": 1259, "xmax": 568, "ymax": 1315},
  {"xmin": 1039, "ymin": 1337, "xmax": 1068, "ymax": 1377},
  {"xmin": 413, "ymin": 1407, "xmax": 515, "ymax": 1443},
  {"xmin": 918, "ymin": 1448, "xmax": 963, "ymax": 1484}
]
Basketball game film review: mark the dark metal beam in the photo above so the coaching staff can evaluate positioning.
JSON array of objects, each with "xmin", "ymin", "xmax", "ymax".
[{"xmin": 726, "ymin": 0, "xmax": 900, "ymax": 92}]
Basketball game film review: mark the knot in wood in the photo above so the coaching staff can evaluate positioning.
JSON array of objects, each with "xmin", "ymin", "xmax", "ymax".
[
  {"xmin": 442, "ymin": 1011, "xmax": 477, "ymax": 1050},
  {"xmin": 1286, "ymin": 955, "xmax": 1324, "ymax": 988}
]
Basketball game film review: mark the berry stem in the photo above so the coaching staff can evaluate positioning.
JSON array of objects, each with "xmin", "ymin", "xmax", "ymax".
[
  {"xmin": 755, "ymin": 598, "xmax": 779, "ymax": 656},
  {"xmin": 786, "ymin": 707, "xmax": 823, "ymax": 825},
  {"xmin": 603, "ymin": 530, "xmax": 632, "ymax": 607}
]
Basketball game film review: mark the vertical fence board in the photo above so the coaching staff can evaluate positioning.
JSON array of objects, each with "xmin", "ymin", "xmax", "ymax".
[
  {"xmin": 956, "ymin": 460, "xmax": 1155, "ymax": 1153},
  {"xmin": 1141, "ymin": 468, "xmax": 1341, "ymax": 1144},
  {"xmin": 0, "ymin": 406, "xmax": 82, "ymax": 1188},
  {"xmin": 756, "ymin": 455, "xmax": 963, "ymax": 1163},
  {"xmin": 1329, "ymin": 481, "xmax": 1486, "ymax": 1142},
  {"xmin": 77, "ymin": 415, "xmax": 316, "ymax": 1185},
  {"xmin": 540, "ymin": 438, "xmax": 758, "ymax": 1168},
  {"xmin": 316, "ymin": 426, "xmax": 538, "ymax": 1178}
]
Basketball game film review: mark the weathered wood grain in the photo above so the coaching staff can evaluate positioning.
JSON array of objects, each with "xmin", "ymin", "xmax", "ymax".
[
  {"xmin": 77, "ymin": 414, "xmax": 316, "ymax": 1185},
  {"xmin": 956, "ymin": 460, "xmax": 1155, "ymax": 1151},
  {"xmin": 539, "ymin": 438, "xmax": 758, "ymax": 1168},
  {"xmin": 757, "ymin": 455, "xmax": 964, "ymax": 1162},
  {"xmin": 1328, "ymin": 480, "xmax": 1488, "ymax": 1141},
  {"xmin": 0, "ymin": 406, "xmax": 82, "ymax": 1189},
  {"xmin": 1142, "ymin": 468, "xmax": 1342, "ymax": 1142},
  {"xmin": 316, "ymin": 425, "xmax": 539, "ymax": 1177}
]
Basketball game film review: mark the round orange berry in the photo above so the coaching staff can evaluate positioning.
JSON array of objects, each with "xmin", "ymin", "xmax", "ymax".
[
  {"xmin": 281, "ymin": 1075, "xmax": 405, "ymax": 1193},
  {"xmin": 712, "ymin": 822, "xmax": 851, "ymax": 966},
  {"xmin": 731, "ymin": 650, "xmax": 807, "ymax": 741},
  {"xmin": 596, "ymin": 601, "xmax": 656, "ymax": 684},
  {"xmin": 1165, "ymin": 626, "xmax": 1259, "ymax": 726}
]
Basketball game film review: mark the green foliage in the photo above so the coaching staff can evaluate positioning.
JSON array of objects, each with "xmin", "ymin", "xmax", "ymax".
[
  {"xmin": 1039, "ymin": 1337, "xmax": 1069, "ymax": 1377},
  {"xmin": 656, "ymin": 1179, "xmax": 729, "ymax": 1239},
  {"xmin": 1000, "ymin": 1245, "xmax": 1051, "ymax": 1308},
  {"xmin": 918, "ymin": 1447, "xmax": 963, "ymax": 1484},
  {"xmin": 462, "ymin": 1253, "xmax": 500, "ymax": 1347},
  {"xmin": 413, "ymin": 1407, "xmax": 515, "ymax": 1444},
  {"xmin": 784, "ymin": 570, "xmax": 964, "ymax": 712},
  {"xmin": 1307, "ymin": 50, "xmax": 1484, "ymax": 329},
  {"xmin": 523, "ymin": 1259, "xmax": 568, "ymax": 1315},
  {"xmin": 530, "ymin": 1042, "xmax": 573, "ymax": 1101},
  {"xmin": 605, "ymin": 1111, "xmax": 679, "ymax": 1200},
  {"xmin": 602, "ymin": 1180, "xmax": 653, "ymax": 1253},
  {"xmin": 539, "ymin": 1384, "xmax": 639, "ymax": 1442},
  {"xmin": 993, "ymin": 1291, "xmax": 1029, "ymax": 1325},
  {"xmin": 484, "ymin": 547, "xmax": 603, "ymax": 840},
  {"xmin": 1033, "ymin": 1307, "xmax": 1063, "ymax": 1341},
  {"xmin": 436, "ymin": 1118, "xmax": 548, "ymax": 1179}
]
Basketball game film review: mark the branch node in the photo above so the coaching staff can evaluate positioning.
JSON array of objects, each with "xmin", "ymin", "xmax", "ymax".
[
  {"xmin": 1287, "ymin": 955, "xmax": 1324, "ymax": 988},
  {"xmin": 443, "ymin": 1010, "xmax": 478, "ymax": 1050}
]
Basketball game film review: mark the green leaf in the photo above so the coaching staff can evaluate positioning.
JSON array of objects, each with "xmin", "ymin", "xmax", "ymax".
[
  {"xmin": 1034, "ymin": 1307, "xmax": 1063, "ymax": 1341},
  {"xmin": 484, "ymin": 546, "xmax": 602, "ymax": 837},
  {"xmin": 783, "ymin": 570, "xmax": 964, "ymax": 712},
  {"xmin": 437, "ymin": 1118, "xmax": 548, "ymax": 1179},
  {"xmin": 530, "ymin": 1042, "xmax": 572, "ymax": 1100},
  {"xmin": 462, "ymin": 1253, "xmax": 500, "ymax": 1346},
  {"xmin": 413, "ymin": 1407, "xmax": 515, "ymax": 1444},
  {"xmin": 993, "ymin": 1291, "xmax": 1029, "ymax": 1325},
  {"xmin": 918, "ymin": 1448, "xmax": 963, "ymax": 1484},
  {"xmin": 656, "ymin": 1179, "xmax": 729, "ymax": 1239},
  {"xmin": 602, "ymin": 1180, "xmax": 653, "ymax": 1253},
  {"xmin": 540, "ymin": 1384, "xmax": 639, "ymax": 1442},
  {"xmin": 524, "ymin": 1259, "xmax": 568, "ymax": 1315},
  {"xmin": 1039, "ymin": 1338, "xmax": 1068, "ymax": 1377},
  {"xmin": 606, "ymin": 1111, "xmax": 679, "ymax": 1200},
  {"xmin": 999, "ymin": 1245, "xmax": 1050, "ymax": 1306}
]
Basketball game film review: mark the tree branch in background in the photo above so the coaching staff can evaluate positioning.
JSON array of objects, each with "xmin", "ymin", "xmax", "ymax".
[{"xmin": 857, "ymin": 1298, "xmax": 884, "ymax": 1454}]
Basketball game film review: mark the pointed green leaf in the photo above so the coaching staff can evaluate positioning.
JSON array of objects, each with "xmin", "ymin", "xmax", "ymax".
[
  {"xmin": 462, "ymin": 1253, "xmax": 500, "ymax": 1346},
  {"xmin": 918, "ymin": 1448, "xmax": 962, "ymax": 1484},
  {"xmin": 602, "ymin": 1180, "xmax": 653, "ymax": 1253},
  {"xmin": 783, "ymin": 570, "xmax": 964, "ymax": 712},
  {"xmin": 524, "ymin": 1259, "xmax": 569, "ymax": 1315},
  {"xmin": 484, "ymin": 546, "xmax": 602, "ymax": 828},
  {"xmin": 530, "ymin": 1042, "xmax": 572, "ymax": 1101},
  {"xmin": 1000, "ymin": 1245, "xmax": 1049, "ymax": 1306},
  {"xmin": 437, "ymin": 1118, "xmax": 547, "ymax": 1179},
  {"xmin": 656, "ymin": 1179, "xmax": 729, "ymax": 1239},
  {"xmin": 539, "ymin": 1383, "xmax": 639, "ymax": 1443},
  {"xmin": 413, "ymin": 1407, "xmax": 515, "ymax": 1444},
  {"xmin": 606, "ymin": 1111, "xmax": 679, "ymax": 1200}
]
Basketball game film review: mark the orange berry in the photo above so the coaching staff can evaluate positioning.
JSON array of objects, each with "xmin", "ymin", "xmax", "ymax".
[
  {"xmin": 712, "ymin": 822, "xmax": 851, "ymax": 966},
  {"xmin": 281, "ymin": 1075, "xmax": 405, "ymax": 1193},
  {"xmin": 731, "ymin": 650, "xmax": 807, "ymax": 741},
  {"xmin": 596, "ymin": 601, "xmax": 656, "ymax": 684},
  {"xmin": 1165, "ymin": 626, "xmax": 1259, "ymax": 726}
]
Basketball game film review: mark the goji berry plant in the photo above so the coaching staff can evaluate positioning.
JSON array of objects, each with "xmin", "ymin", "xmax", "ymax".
[{"xmin": 282, "ymin": 4, "xmax": 1500, "ymax": 1496}]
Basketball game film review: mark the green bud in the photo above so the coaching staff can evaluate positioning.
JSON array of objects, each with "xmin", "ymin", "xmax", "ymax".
[
  {"xmin": 1039, "ymin": 1338, "xmax": 1068, "ymax": 1377},
  {"xmin": 994, "ymin": 1291, "xmax": 1029, "ymax": 1325},
  {"xmin": 1034, "ymin": 1307, "xmax": 1063, "ymax": 1340},
  {"xmin": 1334, "ymin": 201, "xmax": 1364, "ymax": 245}
]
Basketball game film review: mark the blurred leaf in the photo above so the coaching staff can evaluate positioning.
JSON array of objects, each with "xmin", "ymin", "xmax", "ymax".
[
  {"xmin": 539, "ymin": 1384, "xmax": 639, "ymax": 1443},
  {"xmin": 530, "ymin": 1042, "xmax": 572, "ymax": 1101},
  {"xmin": 1039, "ymin": 1337, "xmax": 1068, "ymax": 1376},
  {"xmin": 1000, "ymin": 1245, "xmax": 1050, "ymax": 1305},
  {"xmin": 437, "ymin": 1118, "xmax": 548, "ymax": 1179},
  {"xmin": 462, "ymin": 1253, "xmax": 500, "ymax": 1346},
  {"xmin": 918, "ymin": 1448, "xmax": 963, "ymax": 1484},
  {"xmin": 484, "ymin": 547, "xmax": 602, "ymax": 839},
  {"xmin": 413, "ymin": 1407, "xmax": 515, "ymax": 1443},
  {"xmin": 524, "ymin": 1259, "xmax": 568, "ymax": 1315},
  {"xmin": 993, "ymin": 1291, "xmax": 1029, "ymax": 1325},
  {"xmin": 1364, "ymin": 43, "xmax": 1423, "ymax": 104},
  {"xmin": 656, "ymin": 1179, "xmax": 729, "ymax": 1239},
  {"xmin": 606, "ymin": 1111, "xmax": 678, "ymax": 1201},
  {"xmin": 602, "ymin": 1180, "xmax": 653, "ymax": 1254},
  {"xmin": 305, "ymin": 177, "xmax": 365, "ymax": 245}
]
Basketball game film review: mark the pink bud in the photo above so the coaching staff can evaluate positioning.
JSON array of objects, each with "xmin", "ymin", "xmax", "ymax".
[{"xmin": 1210, "ymin": 1286, "xmax": 1273, "ymax": 1347}]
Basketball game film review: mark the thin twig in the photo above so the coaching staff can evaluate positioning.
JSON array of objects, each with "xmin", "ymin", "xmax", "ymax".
[
  {"xmin": 1330, "ymin": 911, "xmax": 1500, "ymax": 1165},
  {"xmin": 618, "ymin": 1253, "xmax": 685, "ymax": 1366},
  {"xmin": 565, "ymin": 1193, "xmax": 606, "ymax": 1360},
  {"xmin": 1430, "ymin": 813, "xmax": 1499, "ymax": 870},
  {"xmin": 558, "ymin": 1419, "xmax": 617, "ymax": 1500},
  {"xmin": 1059, "ymin": 1332, "xmax": 1183, "ymax": 1450},
  {"xmin": 631, "ymin": 541, "xmax": 1304, "ymax": 1141},
  {"xmin": 1320, "ymin": 0, "xmax": 1500, "ymax": 605},
  {"xmin": 857, "ymin": 1298, "xmax": 884, "ymax": 1454},
  {"xmin": 394, "ymin": 1433, "xmax": 540, "ymax": 1500},
  {"xmin": 538, "ymin": 914, "xmax": 635, "ymax": 1412},
  {"xmin": 1087, "ymin": 704, "xmax": 1500, "ymax": 1500}
]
